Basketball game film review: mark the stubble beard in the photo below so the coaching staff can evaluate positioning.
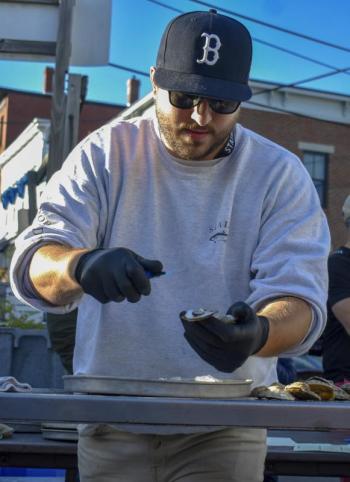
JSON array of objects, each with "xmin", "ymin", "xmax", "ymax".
[{"xmin": 155, "ymin": 104, "xmax": 236, "ymax": 161}]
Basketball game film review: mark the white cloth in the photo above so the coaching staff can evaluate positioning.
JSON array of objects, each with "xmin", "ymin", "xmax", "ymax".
[
  {"xmin": 0, "ymin": 376, "xmax": 32, "ymax": 392},
  {"xmin": 0, "ymin": 423, "xmax": 14, "ymax": 439}
]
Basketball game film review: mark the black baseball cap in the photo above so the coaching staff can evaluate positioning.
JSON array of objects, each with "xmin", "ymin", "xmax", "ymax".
[{"xmin": 154, "ymin": 9, "xmax": 253, "ymax": 102}]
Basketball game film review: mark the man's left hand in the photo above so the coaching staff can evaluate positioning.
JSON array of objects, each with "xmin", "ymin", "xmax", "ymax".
[{"xmin": 180, "ymin": 302, "xmax": 269, "ymax": 372}]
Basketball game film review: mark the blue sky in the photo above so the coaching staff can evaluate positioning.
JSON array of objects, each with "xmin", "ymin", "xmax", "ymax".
[{"xmin": 0, "ymin": 0, "xmax": 349, "ymax": 106}]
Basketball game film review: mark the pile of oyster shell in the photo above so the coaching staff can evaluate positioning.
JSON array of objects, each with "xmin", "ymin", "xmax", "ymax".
[{"xmin": 251, "ymin": 376, "xmax": 350, "ymax": 401}]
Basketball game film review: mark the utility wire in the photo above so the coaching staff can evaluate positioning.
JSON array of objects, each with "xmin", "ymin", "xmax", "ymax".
[
  {"xmin": 255, "ymin": 38, "xmax": 350, "ymax": 77},
  {"xmin": 254, "ymin": 66, "xmax": 350, "ymax": 97},
  {"xmin": 108, "ymin": 62, "xmax": 150, "ymax": 78},
  {"xmin": 190, "ymin": 0, "xmax": 350, "ymax": 53}
]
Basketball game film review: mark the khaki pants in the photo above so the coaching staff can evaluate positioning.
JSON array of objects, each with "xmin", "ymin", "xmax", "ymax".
[{"xmin": 78, "ymin": 425, "xmax": 267, "ymax": 482}]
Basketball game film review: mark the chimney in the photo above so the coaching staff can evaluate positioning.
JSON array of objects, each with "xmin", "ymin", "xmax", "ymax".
[
  {"xmin": 127, "ymin": 76, "xmax": 140, "ymax": 106},
  {"xmin": 43, "ymin": 67, "xmax": 55, "ymax": 94}
]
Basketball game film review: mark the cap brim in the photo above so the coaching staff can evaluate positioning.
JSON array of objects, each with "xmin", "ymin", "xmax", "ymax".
[{"xmin": 154, "ymin": 68, "xmax": 252, "ymax": 102}]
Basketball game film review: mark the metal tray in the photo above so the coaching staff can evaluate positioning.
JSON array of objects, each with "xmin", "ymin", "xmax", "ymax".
[{"xmin": 64, "ymin": 375, "xmax": 252, "ymax": 399}]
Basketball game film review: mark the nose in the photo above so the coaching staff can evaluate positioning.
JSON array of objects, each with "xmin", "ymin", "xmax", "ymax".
[{"xmin": 191, "ymin": 99, "xmax": 212, "ymax": 126}]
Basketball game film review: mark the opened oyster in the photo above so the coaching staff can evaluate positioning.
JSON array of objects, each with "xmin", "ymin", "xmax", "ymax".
[{"xmin": 181, "ymin": 308, "xmax": 235, "ymax": 324}]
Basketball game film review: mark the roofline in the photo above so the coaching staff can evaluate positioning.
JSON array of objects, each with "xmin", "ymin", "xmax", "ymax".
[
  {"xmin": 118, "ymin": 92, "xmax": 154, "ymax": 120},
  {"xmin": 116, "ymin": 79, "xmax": 350, "ymax": 125},
  {"xmin": 0, "ymin": 118, "xmax": 50, "ymax": 168},
  {"xmin": 250, "ymin": 79, "xmax": 350, "ymax": 101},
  {"xmin": 0, "ymin": 87, "xmax": 51, "ymax": 102},
  {"xmin": 0, "ymin": 86, "xmax": 126, "ymax": 109},
  {"xmin": 1, "ymin": 77, "xmax": 348, "ymax": 108}
]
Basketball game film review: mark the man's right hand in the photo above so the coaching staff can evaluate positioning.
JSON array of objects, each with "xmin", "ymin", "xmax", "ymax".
[{"xmin": 75, "ymin": 247, "xmax": 163, "ymax": 303}]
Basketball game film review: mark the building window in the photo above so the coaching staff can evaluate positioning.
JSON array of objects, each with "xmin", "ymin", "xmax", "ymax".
[{"xmin": 302, "ymin": 151, "xmax": 328, "ymax": 207}]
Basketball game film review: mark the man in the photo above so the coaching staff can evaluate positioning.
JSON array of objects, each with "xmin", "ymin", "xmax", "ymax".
[
  {"xmin": 323, "ymin": 195, "xmax": 350, "ymax": 385},
  {"xmin": 10, "ymin": 9, "xmax": 330, "ymax": 482}
]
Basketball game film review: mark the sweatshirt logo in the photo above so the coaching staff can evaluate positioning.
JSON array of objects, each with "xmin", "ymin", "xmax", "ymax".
[{"xmin": 209, "ymin": 221, "xmax": 228, "ymax": 242}]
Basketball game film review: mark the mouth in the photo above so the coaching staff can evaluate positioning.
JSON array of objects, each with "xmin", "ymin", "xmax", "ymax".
[{"xmin": 183, "ymin": 128, "xmax": 211, "ymax": 141}]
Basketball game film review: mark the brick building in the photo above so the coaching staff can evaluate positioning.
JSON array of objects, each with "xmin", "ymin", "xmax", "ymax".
[{"xmin": 0, "ymin": 87, "xmax": 125, "ymax": 155}]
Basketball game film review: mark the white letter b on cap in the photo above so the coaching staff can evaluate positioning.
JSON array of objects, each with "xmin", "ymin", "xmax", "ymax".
[{"xmin": 197, "ymin": 33, "xmax": 221, "ymax": 66}]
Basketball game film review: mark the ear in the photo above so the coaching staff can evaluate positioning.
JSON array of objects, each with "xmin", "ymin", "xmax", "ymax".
[{"xmin": 150, "ymin": 67, "xmax": 157, "ymax": 96}]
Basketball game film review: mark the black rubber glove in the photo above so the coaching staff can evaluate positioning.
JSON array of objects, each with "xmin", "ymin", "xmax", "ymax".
[
  {"xmin": 180, "ymin": 302, "xmax": 269, "ymax": 373},
  {"xmin": 75, "ymin": 247, "xmax": 163, "ymax": 303}
]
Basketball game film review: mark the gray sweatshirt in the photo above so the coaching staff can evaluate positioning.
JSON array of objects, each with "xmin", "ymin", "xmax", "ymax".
[{"xmin": 10, "ymin": 114, "xmax": 330, "ymax": 389}]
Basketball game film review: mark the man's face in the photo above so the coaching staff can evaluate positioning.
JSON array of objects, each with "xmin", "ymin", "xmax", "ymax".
[{"xmin": 151, "ymin": 68, "xmax": 240, "ymax": 161}]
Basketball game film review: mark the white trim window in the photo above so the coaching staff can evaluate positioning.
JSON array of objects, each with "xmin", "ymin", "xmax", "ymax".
[{"xmin": 298, "ymin": 142, "xmax": 332, "ymax": 208}]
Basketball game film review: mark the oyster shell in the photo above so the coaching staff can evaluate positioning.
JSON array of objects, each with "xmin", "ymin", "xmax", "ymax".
[
  {"xmin": 340, "ymin": 383, "xmax": 350, "ymax": 394},
  {"xmin": 332, "ymin": 386, "xmax": 350, "ymax": 400},
  {"xmin": 306, "ymin": 377, "xmax": 350, "ymax": 400},
  {"xmin": 251, "ymin": 377, "xmax": 350, "ymax": 402},
  {"xmin": 251, "ymin": 383, "xmax": 295, "ymax": 401},
  {"xmin": 284, "ymin": 381, "xmax": 321, "ymax": 401},
  {"xmin": 181, "ymin": 308, "xmax": 235, "ymax": 324},
  {"xmin": 305, "ymin": 378, "xmax": 335, "ymax": 401}
]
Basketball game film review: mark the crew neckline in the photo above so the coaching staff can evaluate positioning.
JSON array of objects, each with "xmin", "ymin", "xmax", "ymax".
[{"xmin": 151, "ymin": 115, "xmax": 238, "ymax": 169}]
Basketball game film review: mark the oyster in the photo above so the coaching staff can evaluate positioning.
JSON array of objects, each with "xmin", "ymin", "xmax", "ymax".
[
  {"xmin": 251, "ymin": 377, "xmax": 350, "ymax": 402},
  {"xmin": 251, "ymin": 383, "xmax": 295, "ymax": 401},
  {"xmin": 181, "ymin": 308, "xmax": 235, "ymax": 324},
  {"xmin": 340, "ymin": 383, "xmax": 350, "ymax": 395},
  {"xmin": 306, "ymin": 377, "xmax": 350, "ymax": 400},
  {"xmin": 284, "ymin": 381, "xmax": 321, "ymax": 401},
  {"xmin": 332, "ymin": 385, "xmax": 350, "ymax": 400},
  {"xmin": 305, "ymin": 377, "xmax": 335, "ymax": 401}
]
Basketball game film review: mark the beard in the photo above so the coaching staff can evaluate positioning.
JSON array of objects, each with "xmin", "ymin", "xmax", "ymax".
[{"xmin": 155, "ymin": 103, "xmax": 237, "ymax": 161}]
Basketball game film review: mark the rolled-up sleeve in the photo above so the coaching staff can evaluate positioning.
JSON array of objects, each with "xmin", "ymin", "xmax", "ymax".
[
  {"xmin": 10, "ymin": 133, "xmax": 108, "ymax": 314},
  {"xmin": 247, "ymin": 157, "xmax": 330, "ymax": 356}
]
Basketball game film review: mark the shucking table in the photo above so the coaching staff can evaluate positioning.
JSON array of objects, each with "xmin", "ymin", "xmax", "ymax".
[
  {"xmin": 1, "ymin": 389, "xmax": 350, "ymax": 429},
  {"xmin": 1, "ymin": 390, "xmax": 350, "ymax": 479}
]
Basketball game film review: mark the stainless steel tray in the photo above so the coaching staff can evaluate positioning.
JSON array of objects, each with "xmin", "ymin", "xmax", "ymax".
[{"xmin": 64, "ymin": 375, "xmax": 252, "ymax": 399}]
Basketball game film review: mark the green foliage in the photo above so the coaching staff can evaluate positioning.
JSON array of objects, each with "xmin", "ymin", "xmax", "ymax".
[{"xmin": 0, "ymin": 298, "xmax": 45, "ymax": 329}]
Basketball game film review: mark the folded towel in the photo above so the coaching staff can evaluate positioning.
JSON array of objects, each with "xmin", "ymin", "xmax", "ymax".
[{"xmin": 0, "ymin": 376, "xmax": 32, "ymax": 392}]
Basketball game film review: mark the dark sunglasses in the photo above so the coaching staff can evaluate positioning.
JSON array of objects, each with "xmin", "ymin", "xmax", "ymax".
[{"xmin": 168, "ymin": 91, "xmax": 240, "ymax": 115}]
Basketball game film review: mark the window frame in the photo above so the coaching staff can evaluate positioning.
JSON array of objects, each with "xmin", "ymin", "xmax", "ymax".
[{"xmin": 301, "ymin": 149, "xmax": 329, "ymax": 208}]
